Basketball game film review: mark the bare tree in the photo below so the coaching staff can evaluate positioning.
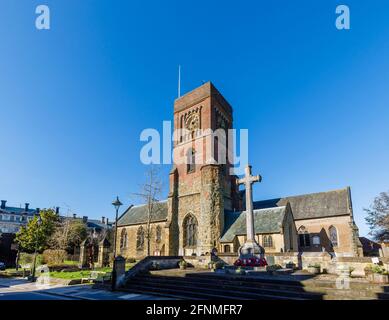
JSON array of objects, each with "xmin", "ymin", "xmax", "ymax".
[
  {"xmin": 364, "ymin": 191, "xmax": 389, "ymax": 241},
  {"xmin": 132, "ymin": 165, "xmax": 164, "ymax": 256},
  {"xmin": 49, "ymin": 218, "xmax": 87, "ymax": 252}
]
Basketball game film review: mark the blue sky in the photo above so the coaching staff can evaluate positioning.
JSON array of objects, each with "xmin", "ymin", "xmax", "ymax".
[{"xmin": 1, "ymin": 1, "xmax": 388, "ymax": 236}]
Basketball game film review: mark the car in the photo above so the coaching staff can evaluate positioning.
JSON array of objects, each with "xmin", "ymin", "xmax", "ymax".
[{"xmin": 0, "ymin": 262, "xmax": 6, "ymax": 271}]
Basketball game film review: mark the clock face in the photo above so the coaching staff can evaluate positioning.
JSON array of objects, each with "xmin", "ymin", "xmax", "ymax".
[{"xmin": 185, "ymin": 113, "xmax": 200, "ymax": 132}]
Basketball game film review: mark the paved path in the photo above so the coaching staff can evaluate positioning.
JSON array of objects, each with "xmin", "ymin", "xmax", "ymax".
[{"xmin": 0, "ymin": 277, "xmax": 168, "ymax": 300}]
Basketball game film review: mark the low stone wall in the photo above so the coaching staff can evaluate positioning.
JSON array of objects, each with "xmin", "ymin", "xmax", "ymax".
[
  {"xmin": 336, "ymin": 256, "xmax": 389, "ymax": 277},
  {"xmin": 184, "ymin": 255, "xmax": 213, "ymax": 268},
  {"xmin": 217, "ymin": 252, "xmax": 301, "ymax": 268},
  {"xmin": 120, "ymin": 256, "xmax": 182, "ymax": 287}
]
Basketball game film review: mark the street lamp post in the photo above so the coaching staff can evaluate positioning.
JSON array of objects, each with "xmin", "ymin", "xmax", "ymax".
[
  {"xmin": 31, "ymin": 216, "xmax": 42, "ymax": 282},
  {"xmin": 111, "ymin": 196, "xmax": 122, "ymax": 291}
]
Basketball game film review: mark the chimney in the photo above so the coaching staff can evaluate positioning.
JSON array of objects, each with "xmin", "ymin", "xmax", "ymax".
[
  {"xmin": 106, "ymin": 218, "xmax": 109, "ymax": 225},
  {"xmin": 73, "ymin": 213, "xmax": 77, "ymax": 219},
  {"xmin": 101, "ymin": 216, "xmax": 105, "ymax": 224},
  {"xmin": 55, "ymin": 207, "xmax": 60, "ymax": 215},
  {"xmin": 82, "ymin": 216, "xmax": 88, "ymax": 223},
  {"xmin": 1, "ymin": 200, "xmax": 6, "ymax": 209},
  {"xmin": 25, "ymin": 203, "xmax": 30, "ymax": 211}
]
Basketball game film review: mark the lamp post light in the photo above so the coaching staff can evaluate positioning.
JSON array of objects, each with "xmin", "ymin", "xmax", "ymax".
[
  {"xmin": 111, "ymin": 196, "xmax": 122, "ymax": 291},
  {"xmin": 31, "ymin": 216, "xmax": 42, "ymax": 282}
]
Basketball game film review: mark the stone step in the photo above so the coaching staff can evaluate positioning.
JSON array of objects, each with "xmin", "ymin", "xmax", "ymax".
[
  {"xmin": 124, "ymin": 282, "xmax": 301, "ymax": 300},
  {"xmin": 133, "ymin": 275, "xmax": 323, "ymax": 300},
  {"xmin": 185, "ymin": 272, "xmax": 389, "ymax": 292},
  {"xmin": 147, "ymin": 272, "xmax": 313, "ymax": 291}
]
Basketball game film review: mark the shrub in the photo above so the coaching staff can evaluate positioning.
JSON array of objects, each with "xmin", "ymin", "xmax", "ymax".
[
  {"xmin": 209, "ymin": 261, "xmax": 224, "ymax": 270},
  {"xmin": 178, "ymin": 260, "xmax": 187, "ymax": 268},
  {"xmin": 372, "ymin": 265, "xmax": 386, "ymax": 274},
  {"xmin": 266, "ymin": 264, "xmax": 283, "ymax": 272},
  {"xmin": 308, "ymin": 263, "xmax": 321, "ymax": 268},
  {"xmin": 19, "ymin": 253, "xmax": 43, "ymax": 268},
  {"xmin": 42, "ymin": 249, "xmax": 67, "ymax": 266}
]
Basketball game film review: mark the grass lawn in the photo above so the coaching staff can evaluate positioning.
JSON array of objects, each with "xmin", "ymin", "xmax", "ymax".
[
  {"xmin": 2, "ymin": 260, "xmax": 137, "ymax": 280},
  {"xmin": 48, "ymin": 263, "xmax": 136, "ymax": 280}
]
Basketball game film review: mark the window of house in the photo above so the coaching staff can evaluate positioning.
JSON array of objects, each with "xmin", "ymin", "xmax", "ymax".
[
  {"xmin": 224, "ymin": 244, "xmax": 231, "ymax": 253},
  {"xmin": 183, "ymin": 214, "xmax": 198, "ymax": 247},
  {"xmin": 329, "ymin": 226, "xmax": 338, "ymax": 247}
]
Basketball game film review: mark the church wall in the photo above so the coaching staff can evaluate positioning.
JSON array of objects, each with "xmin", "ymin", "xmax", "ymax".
[
  {"xmin": 230, "ymin": 233, "xmax": 284, "ymax": 254},
  {"xmin": 116, "ymin": 221, "xmax": 168, "ymax": 260},
  {"xmin": 177, "ymin": 192, "xmax": 201, "ymax": 256},
  {"xmin": 295, "ymin": 215, "xmax": 356, "ymax": 256}
]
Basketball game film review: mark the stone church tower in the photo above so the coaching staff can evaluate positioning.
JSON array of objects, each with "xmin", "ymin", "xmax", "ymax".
[{"xmin": 165, "ymin": 82, "xmax": 240, "ymax": 256}]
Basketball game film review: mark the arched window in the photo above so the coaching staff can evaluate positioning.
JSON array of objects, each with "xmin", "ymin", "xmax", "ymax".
[
  {"xmin": 329, "ymin": 226, "xmax": 338, "ymax": 247},
  {"xmin": 224, "ymin": 244, "xmax": 231, "ymax": 253},
  {"xmin": 120, "ymin": 229, "xmax": 127, "ymax": 249},
  {"xmin": 263, "ymin": 235, "xmax": 273, "ymax": 248},
  {"xmin": 136, "ymin": 226, "xmax": 145, "ymax": 251},
  {"xmin": 298, "ymin": 226, "xmax": 311, "ymax": 248},
  {"xmin": 187, "ymin": 149, "xmax": 196, "ymax": 173},
  {"xmin": 214, "ymin": 136, "xmax": 219, "ymax": 163},
  {"xmin": 155, "ymin": 225, "xmax": 162, "ymax": 243},
  {"xmin": 183, "ymin": 214, "xmax": 198, "ymax": 247}
]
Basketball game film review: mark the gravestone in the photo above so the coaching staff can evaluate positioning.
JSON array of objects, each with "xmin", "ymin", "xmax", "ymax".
[{"xmin": 97, "ymin": 237, "xmax": 111, "ymax": 268}]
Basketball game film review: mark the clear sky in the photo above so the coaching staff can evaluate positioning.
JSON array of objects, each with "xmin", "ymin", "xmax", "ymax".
[{"xmin": 1, "ymin": 1, "xmax": 388, "ymax": 236}]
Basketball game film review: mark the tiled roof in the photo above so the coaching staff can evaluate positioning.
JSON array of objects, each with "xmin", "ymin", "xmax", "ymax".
[
  {"xmin": 117, "ymin": 201, "xmax": 168, "ymax": 226},
  {"xmin": 86, "ymin": 219, "xmax": 112, "ymax": 229},
  {"xmin": 61, "ymin": 216, "xmax": 112, "ymax": 230},
  {"xmin": 220, "ymin": 207, "xmax": 287, "ymax": 242},
  {"xmin": 253, "ymin": 187, "xmax": 351, "ymax": 220}
]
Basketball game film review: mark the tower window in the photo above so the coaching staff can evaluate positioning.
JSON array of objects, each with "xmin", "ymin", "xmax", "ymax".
[{"xmin": 187, "ymin": 148, "xmax": 196, "ymax": 173}]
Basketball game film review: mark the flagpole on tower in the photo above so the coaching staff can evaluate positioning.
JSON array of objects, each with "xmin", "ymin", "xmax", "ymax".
[{"xmin": 178, "ymin": 65, "xmax": 181, "ymax": 98}]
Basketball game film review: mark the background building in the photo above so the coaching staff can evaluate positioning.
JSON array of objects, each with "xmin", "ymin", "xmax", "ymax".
[{"xmin": 0, "ymin": 200, "xmax": 39, "ymax": 234}]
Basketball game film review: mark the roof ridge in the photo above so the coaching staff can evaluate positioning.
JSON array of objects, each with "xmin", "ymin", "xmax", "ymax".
[{"xmin": 254, "ymin": 187, "xmax": 349, "ymax": 203}]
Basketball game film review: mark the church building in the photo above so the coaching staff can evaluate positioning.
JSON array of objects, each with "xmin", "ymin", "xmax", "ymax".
[{"xmin": 116, "ymin": 82, "xmax": 362, "ymax": 259}]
